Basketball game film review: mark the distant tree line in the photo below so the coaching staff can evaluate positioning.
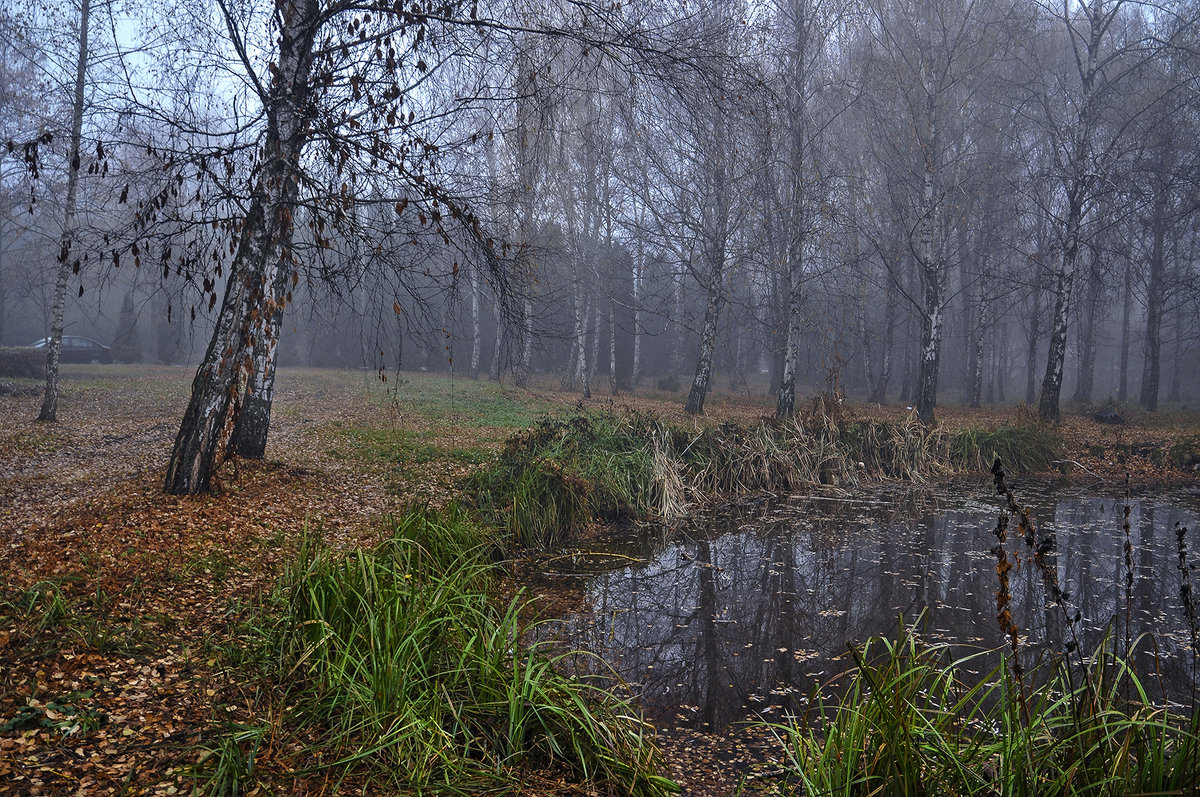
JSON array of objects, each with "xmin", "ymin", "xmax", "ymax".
[{"xmin": 1, "ymin": 0, "xmax": 1197, "ymax": 491}]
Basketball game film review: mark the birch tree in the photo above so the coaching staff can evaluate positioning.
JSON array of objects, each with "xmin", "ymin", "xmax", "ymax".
[
  {"xmin": 1026, "ymin": 0, "xmax": 1193, "ymax": 420},
  {"xmin": 35, "ymin": 0, "xmax": 90, "ymax": 423},
  {"xmin": 629, "ymin": 1, "xmax": 752, "ymax": 414},
  {"xmin": 157, "ymin": 0, "xmax": 508, "ymax": 491},
  {"xmin": 861, "ymin": 0, "xmax": 1005, "ymax": 424},
  {"xmin": 772, "ymin": 0, "xmax": 845, "ymax": 418}
]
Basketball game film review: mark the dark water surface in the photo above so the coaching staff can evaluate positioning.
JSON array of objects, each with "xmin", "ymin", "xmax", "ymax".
[{"xmin": 534, "ymin": 480, "xmax": 1200, "ymax": 732}]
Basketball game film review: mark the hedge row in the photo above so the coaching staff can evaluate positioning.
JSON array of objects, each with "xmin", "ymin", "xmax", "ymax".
[{"xmin": 0, "ymin": 348, "xmax": 43, "ymax": 378}]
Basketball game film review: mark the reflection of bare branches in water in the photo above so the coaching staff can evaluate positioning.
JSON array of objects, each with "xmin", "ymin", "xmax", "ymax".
[{"xmin": 529, "ymin": 481, "xmax": 1200, "ymax": 733}]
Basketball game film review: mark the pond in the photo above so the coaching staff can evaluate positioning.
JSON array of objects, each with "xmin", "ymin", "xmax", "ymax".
[{"xmin": 532, "ymin": 480, "xmax": 1200, "ymax": 733}]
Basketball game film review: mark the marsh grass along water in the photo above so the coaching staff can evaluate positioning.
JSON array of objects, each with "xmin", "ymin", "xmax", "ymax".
[{"xmin": 534, "ymin": 481, "xmax": 1200, "ymax": 733}]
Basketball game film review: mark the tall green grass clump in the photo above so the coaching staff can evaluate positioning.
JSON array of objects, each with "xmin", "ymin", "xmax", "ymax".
[
  {"xmin": 949, "ymin": 421, "xmax": 1061, "ymax": 473},
  {"xmin": 1170, "ymin": 435, "xmax": 1200, "ymax": 471},
  {"xmin": 467, "ymin": 413, "xmax": 664, "ymax": 547},
  {"xmin": 275, "ymin": 505, "xmax": 675, "ymax": 795},
  {"xmin": 769, "ymin": 625, "xmax": 995, "ymax": 796}
]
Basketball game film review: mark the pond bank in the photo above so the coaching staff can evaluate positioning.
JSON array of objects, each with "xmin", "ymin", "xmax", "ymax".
[{"xmin": 468, "ymin": 408, "xmax": 1055, "ymax": 546}]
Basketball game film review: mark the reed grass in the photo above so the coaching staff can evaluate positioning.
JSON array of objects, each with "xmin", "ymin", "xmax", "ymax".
[
  {"xmin": 469, "ymin": 408, "xmax": 1061, "ymax": 548},
  {"xmin": 263, "ymin": 505, "xmax": 675, "ymax": 795}
]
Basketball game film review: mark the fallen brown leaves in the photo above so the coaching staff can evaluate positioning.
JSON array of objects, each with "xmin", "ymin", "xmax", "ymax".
[{"xmin": 0, "ymin": 367, "xmax": 400, "ymax": 796}]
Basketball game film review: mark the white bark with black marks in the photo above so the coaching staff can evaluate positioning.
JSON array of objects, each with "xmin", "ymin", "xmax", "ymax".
[
  {"xmin": 38, "ymin": 0, "xmax": 89, "ymax": 423},
  {"xmin": 165, "ymin": 0, "xmax": 318, "ymax": 493}
]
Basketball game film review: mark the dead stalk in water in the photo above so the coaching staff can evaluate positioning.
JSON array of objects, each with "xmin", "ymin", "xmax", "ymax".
[
  {"xmin": 990, "ymin": 459, "xmax": 1030, "ymax": 726},
  {"xmin": 1177, "ymin": 521, "xmax": 1198, "ymax": 714},
  {"xmin": 1122, "ymin": 476, "xmax": 1133, "ymax": 661}
]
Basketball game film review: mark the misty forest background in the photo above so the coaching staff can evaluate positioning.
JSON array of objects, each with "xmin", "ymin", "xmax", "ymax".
[{"xmin": 2, "ymin": 0, "xmax": 1198, "ymax": 423}]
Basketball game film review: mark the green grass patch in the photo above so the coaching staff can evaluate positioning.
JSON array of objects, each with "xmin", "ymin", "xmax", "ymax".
[
  {"xmin": 329, "ymin": 425, "xmax": 492, "ymax": 478},
  {"xmin": 246, "ymin": 506, "xmax": 675, "ymax": 795},
  {"xmin": 189, "ymin": 722, "xmax": 267, "ymax": 797},
  {"xmin": 385, "ymin": 375, "xmax": 558, "ymax": 429},
  {"xmin": 0, "ymin": 578, "xmax": 160, "ymax": 656},
  {"xmin": 764, "ymin": 622, "xmax": 1200, "ymax": 795},
  {"xmin": 466, "ymin": 413, "xmax": 664, "ymax": 547},
  {"xmin": 1170, "ymin": 435, "xmax": 1200, "ymax": 471}
]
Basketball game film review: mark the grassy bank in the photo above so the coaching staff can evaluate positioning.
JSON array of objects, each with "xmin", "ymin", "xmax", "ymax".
[
  {"xmin": 196, "ymin": 506, "xmax": 676, "ymax": 795},
  {"xmin": 762, "ymin": 623, "xmax": 1199, "ymax": 796},
  {"xmin": 467, "ymin": 409, "xmax": 1062, "ymax": 547}
]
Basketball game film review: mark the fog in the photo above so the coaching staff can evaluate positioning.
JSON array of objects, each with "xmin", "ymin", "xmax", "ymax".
[{"xmin": 3, "ymin": 0, "xmax": 1198, "ymax": 422}]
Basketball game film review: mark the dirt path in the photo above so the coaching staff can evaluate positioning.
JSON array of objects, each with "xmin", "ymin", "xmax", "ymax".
[{"xmin": 0, "ymin": 367, "xmax": 403, "ymax": 542}]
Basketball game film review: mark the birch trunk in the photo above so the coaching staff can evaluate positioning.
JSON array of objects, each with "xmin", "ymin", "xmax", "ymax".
[
  {"xmin": 513, "ymin": 46, "xmax": 537, "ymax": 389},
  {"xmin": 232, "ymin": 262, "xmax": 290, "ymax": 459},
  {"xmin": 970, "ymin": 282, "xmax": 987, "ymax": 409},
  {"xmin": 862, "ymin": 298, "xmax": 876, "ymax": 401},
  {"xmin": 684, "ymin": 53, "xmax": 730, "ymax": 415},
  {"xmin": 1168, "ymin": 294, "xmax": 1183, "ymax": 403},
  {"xmin": 776, "ymin": 262, "xmax": 802, "ymax": 418},
  {"xmin": 608, "ymin": 298, "xmax": 617, "ymax": 395},
  {"xmin": 870, "ymin": 275, "xmax": 896, "ymax": 404},
  {"xmin": 1026, "ymin": 262, "xmax": 1043, "ymax": 405},
  {"xmin": 914, "ymin": 139, "xmax": 943, "ymax": 425},
  {"xmin": 559, "ymin": 152, "xmax": 589, "ymax": 396},
  {"xmin": 685, "ymin": 276, "xmax": 724, "ymax": 415},
  {"xmin": 1139, "ymin": 207, "xmax": 1166, "ymax": 410},
  {"xmin": 489, "ymin": 301, "xmax": 503, "ymax": 380},
  {"xmin": 775, "ymin": 0, "xmax": 810, "ymax": 419},
  {"xmin": 517, "ymin": 298, "xmax": 533, "ymax": 387},
  {"xmin": 38, "ymin": 0, "xmax": 89, "ymax": 423},
  {"xmin": 587, "ymin": 294, "xmax": 599, "ymax": 388},
  {"xmin": 1167, "ymin": 226, "xmax": 1192, "ymax": 403},
  {"xmin": 1072, "ymin": 248, "xmax": 1101, "ymax": 405},
  {"xmin": 572, "ymin": 287, "xmax": 589, "ymax": 396},
  {"xmin": 912, "ymin": 49, "xmax": 945, "ymax": 426},
  {"xmin": 1037, "ymin": 200, "xmax": 1081, "ymax": 422},
  {"xmin": 1118, "ymin": 262, "xmax": 1131, "ymax": 402},
  {"xmin": 630, "ymin": 249, "xmax": 641, "ymax": 390},
  {"xmin": 669, "ymin": 270, "xmax": 685, "ymax": 379},
  {"xmin": 1038, "ymin": 0, "xmax": 1106, "ymax": 422},
  {"xmin": 996, "ymin": 324, "xmax": 1008, "ymax": 402},
  {"xmin": 469, "ymin": 273, "xmax": 481, "ymax": 379},
  {"xmin": 165, "ymin": 0, "xmax": 317, "ymax": 493}
]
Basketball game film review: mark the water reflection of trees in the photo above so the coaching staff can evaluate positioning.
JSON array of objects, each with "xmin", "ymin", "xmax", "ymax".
[{"xmin": 551, "ymin": 489, "xmax": 1200, "ymax": 730}]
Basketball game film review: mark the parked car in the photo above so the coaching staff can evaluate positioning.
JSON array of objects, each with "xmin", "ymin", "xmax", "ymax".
[{"xmin": 26, "ymin": 336, "xmax": 113, "ymax": 364}]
